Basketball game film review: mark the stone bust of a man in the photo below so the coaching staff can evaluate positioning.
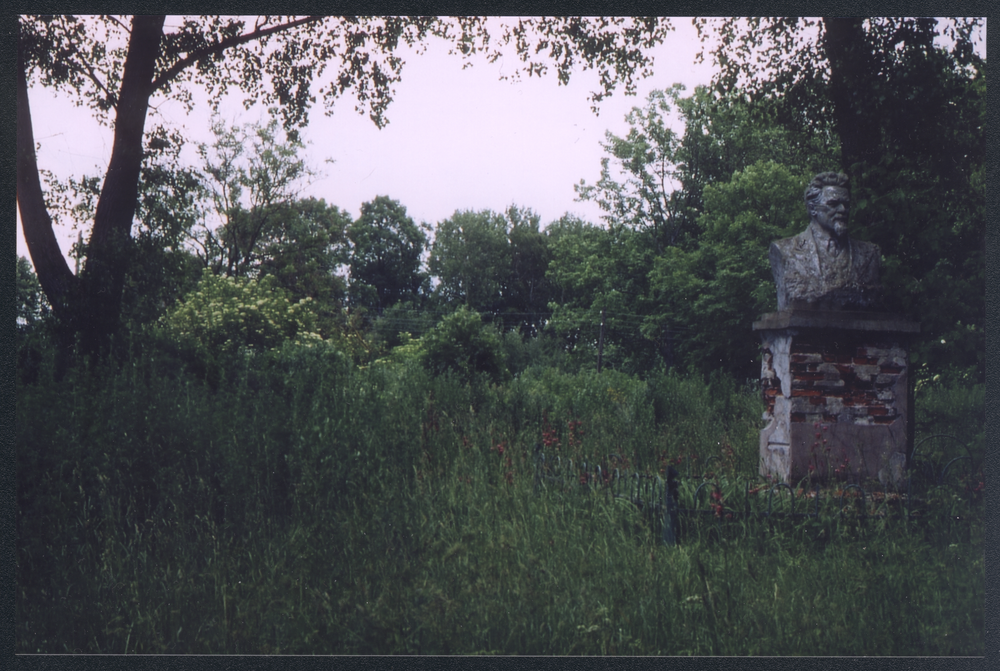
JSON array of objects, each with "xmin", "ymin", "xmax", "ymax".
[{"xmin": 769, "ymin": 172, "xmax": 882, "ymax": 311}]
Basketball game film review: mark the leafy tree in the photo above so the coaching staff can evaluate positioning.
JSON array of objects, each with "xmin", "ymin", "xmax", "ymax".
[
  {"xmin": 672, "ymin": 86, "xmax": 837, "ymax": 220},
  {"xmin": 38, "ymin": 125, "xmax": 207, "ymax": 331},
  {"xmin": 648, "ymin": 161, "xmax": 806, "ymax": 379},
  {"xmin": 430, "ymin": 209, "xmax": 510, "ymax": 312},
  {"xmin": 565, "ymin": 85, "xmax": 836, "ymax": 375},
  {"xmin": 253, "ymin": 197, "xmax": 352, "ymax": 306},
  {"xmin": 18, "ymin": 15, "xmax": 672, "ymax": 356},
  {"xmin": 504, "ymin": 206, "xmax": 553, "ymax": 336},
  {"xmin": 697, "ymin": 18, "xmax": 982, "ymax": 179},
  {"xmin": 429, "ymin": 205, "xmax": 552, "ymax": 334},
  {"xmin": 195, "ymin": 116, "xmax": 320, "ymax": 279},
  {"xmin": 17, "ymin": 256, "xmax": 50, "ymax": 339},
  {"xmin": 577, "ymin": 84, "xmax": 839, "ymax": 255},
  {"xmin": 419, "ymin": 307, "xmax": 509, "ymax": 385},
  {"xmin": 575, "ymin": 85, "xmax": 690, "ymax": 252},
  {"xmin": 348, "ymin": 196, "xmax": 428, "ymax": 313},
  {"xmin": 545, "ymin": 215, "xmax": 660, "ymax": 374},
  {"xmin": 123, "ymin": 128, "xmax": 207, "ymax": 326}
]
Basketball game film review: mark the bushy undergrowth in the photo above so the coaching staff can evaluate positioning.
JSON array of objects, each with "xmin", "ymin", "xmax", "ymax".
[{"xmin": 16, "ymin": 341, "xmax": 983, "ymax": 654}]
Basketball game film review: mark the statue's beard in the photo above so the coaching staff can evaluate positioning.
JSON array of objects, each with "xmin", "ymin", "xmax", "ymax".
[{"xmin": 831, "ymin": 219, "xmax": 848, "ymax": 237}]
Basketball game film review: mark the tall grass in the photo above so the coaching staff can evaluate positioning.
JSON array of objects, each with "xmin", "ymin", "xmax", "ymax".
[{"xmin": 16, "ymin": 341, "xmax": 984, "ymax": 654}]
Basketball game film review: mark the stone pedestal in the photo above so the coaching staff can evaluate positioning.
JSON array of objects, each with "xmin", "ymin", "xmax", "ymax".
[{"xmin": 753, "ymin": 310, "xmax": 919, "ymax": 484}]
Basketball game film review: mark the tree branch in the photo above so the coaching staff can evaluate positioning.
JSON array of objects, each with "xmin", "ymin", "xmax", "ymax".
[
  {"xmin": 150, "ymin": 16, "xmax": 326, "ymax": 93},
  {"xmin": 69, "ymin": 57, "xmax": 119, "ymax": 109}
]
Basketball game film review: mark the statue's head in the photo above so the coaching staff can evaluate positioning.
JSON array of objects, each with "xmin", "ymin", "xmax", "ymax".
[{"xmin": 805, "ymin": 172, "xmax": 850, "ymax": 239}]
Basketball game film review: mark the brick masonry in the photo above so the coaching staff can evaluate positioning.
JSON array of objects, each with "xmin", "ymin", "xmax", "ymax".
[{"xmin": 755, "ymin": 311, "xmax": 918, "ymax": 484}]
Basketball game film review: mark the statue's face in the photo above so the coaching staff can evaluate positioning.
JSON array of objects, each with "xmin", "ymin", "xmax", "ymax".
[{"xmin": 811, "ymin": 186, "xmax": 850, "ymax": 238}]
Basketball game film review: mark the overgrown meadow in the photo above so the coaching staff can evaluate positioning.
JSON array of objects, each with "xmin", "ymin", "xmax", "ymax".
[{"xmin": 16, "ymin": 339, "xmax": 983, "ymax": 655}]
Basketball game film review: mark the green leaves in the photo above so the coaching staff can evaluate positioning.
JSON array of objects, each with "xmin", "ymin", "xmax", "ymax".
[
  {"xmin": 649, "ymin": 161, "xmax": 807, "ymax": 380},
  {"xmin": 576, "ymin": 85, "xmax": 689, "ymax": 251},
  {"xmin": 430, "ymin": 210, "xmax": 511, "ymax": 312},
  {"xmin": 347, "ymin": 196, "xmax": 428, "ymax": 313},
  {"xmin": 196, "ymin": 114, "xmax": 322, "ymax": 279},
  {"xmin": 410, "ymin": 306, "xmax": 509, "ymax": 386},
  {"xmin": 159, "ymin": 270, "xmax": 322, "ymax": 356},
  {"xmin": 429, "ymin": 206, "xmax": 552, "ymax": 335}
]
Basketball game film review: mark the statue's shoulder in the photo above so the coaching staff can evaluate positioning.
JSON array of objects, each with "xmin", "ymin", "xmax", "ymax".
[
  {"xmin": 852, "ymin": 237, "xmax": 879, "ymax": 252},
  {"xmin": 851, "ymin": 237, "xmax": 881, "ymax": 260},
  {"xmin": 771, "ymin": 230, "xmax": 812, "ymax": 254}
]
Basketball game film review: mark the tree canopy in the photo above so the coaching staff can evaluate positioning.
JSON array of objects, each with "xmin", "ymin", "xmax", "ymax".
[{"xmin": 348, "ymin": 196, "xmax": 428, "ymax": 313}]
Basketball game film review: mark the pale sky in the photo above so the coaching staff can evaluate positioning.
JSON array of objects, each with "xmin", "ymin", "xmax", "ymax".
[{"xmin": 17, "ymin": 17, "xmax": 716, "ymax": 265}]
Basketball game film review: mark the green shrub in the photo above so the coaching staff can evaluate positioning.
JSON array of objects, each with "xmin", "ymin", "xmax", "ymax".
[
  {"xmin": 418, "ymin": 306, "xmax": 509, "ymax": 385},
  {"xmin": 159, "ymin": 270, "xmax": 323, "ymax": 355}
]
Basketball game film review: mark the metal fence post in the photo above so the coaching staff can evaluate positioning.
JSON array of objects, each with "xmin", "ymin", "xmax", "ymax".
[{"xmin": 662, "ymin": 468, "xmax": 679, "ymax": 546}]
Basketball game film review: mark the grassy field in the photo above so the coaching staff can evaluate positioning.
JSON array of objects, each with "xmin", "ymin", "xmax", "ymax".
[{"xmin": 15, "ymin": 342, "xmax": 984, "ymax": 654}]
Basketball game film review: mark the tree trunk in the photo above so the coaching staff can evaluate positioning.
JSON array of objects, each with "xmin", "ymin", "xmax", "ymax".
[
  {"xmin": 78, "ymin": 15, "xmax": 166, "ymax": 355},
  {"xmin": 17, "ymin": 37, "xmax": 79, "ymax": 324},
  {"xmin": 822, "ymin": 18, "xmax": 881, "ymax": 180}
]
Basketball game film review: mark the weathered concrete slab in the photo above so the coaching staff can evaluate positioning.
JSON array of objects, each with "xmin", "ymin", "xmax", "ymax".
[{"xmin": 754, "ymin": 309, "xmax": 920, "ymax": 333}]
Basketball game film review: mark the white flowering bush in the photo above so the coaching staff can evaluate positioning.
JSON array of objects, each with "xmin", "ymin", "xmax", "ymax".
[{"xmin": 160, "ymin": 270, "xmax": 322, "ymax": 356}]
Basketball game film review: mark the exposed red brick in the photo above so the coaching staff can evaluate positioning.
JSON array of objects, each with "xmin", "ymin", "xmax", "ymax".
[
  {"xmin": 844, "ymin": 393, "xmax": 875, "ymax": 406},
  {"xmin": 791, "ymin": 388, "xmax": 823, "ymax": 397}
]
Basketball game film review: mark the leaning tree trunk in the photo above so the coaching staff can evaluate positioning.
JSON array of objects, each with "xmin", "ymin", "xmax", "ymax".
[
  {"xmin": 77, "ymin": 15, "xmax": 166, "ymax": 356},
  {"xmin": 18, "ymin": 15, "xmax": 166, "ymax": 357},
  {"xmin": 17, "ymin": 37, "xmax": 79, "ymax": 325}
]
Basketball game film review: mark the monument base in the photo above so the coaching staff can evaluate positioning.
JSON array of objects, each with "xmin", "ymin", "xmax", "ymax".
[{"xmin": 753, "ymin": 310, "xmax": 919, "ymax": 484}]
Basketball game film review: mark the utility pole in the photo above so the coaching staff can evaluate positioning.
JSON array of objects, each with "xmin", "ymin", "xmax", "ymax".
[{"xmin": 597, "ymin": 308, "xmax": 605, "ymax": 373}]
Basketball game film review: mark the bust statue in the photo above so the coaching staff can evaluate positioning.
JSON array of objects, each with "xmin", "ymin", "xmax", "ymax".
[{"xmin": 769, "ymin": 172, "xmax": 882, "ymax": 311}]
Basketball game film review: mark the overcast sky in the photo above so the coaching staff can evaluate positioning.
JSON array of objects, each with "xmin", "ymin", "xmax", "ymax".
[{"xmin": 17, "ymin": 17, "xmax": 717, "ymax": 265}]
